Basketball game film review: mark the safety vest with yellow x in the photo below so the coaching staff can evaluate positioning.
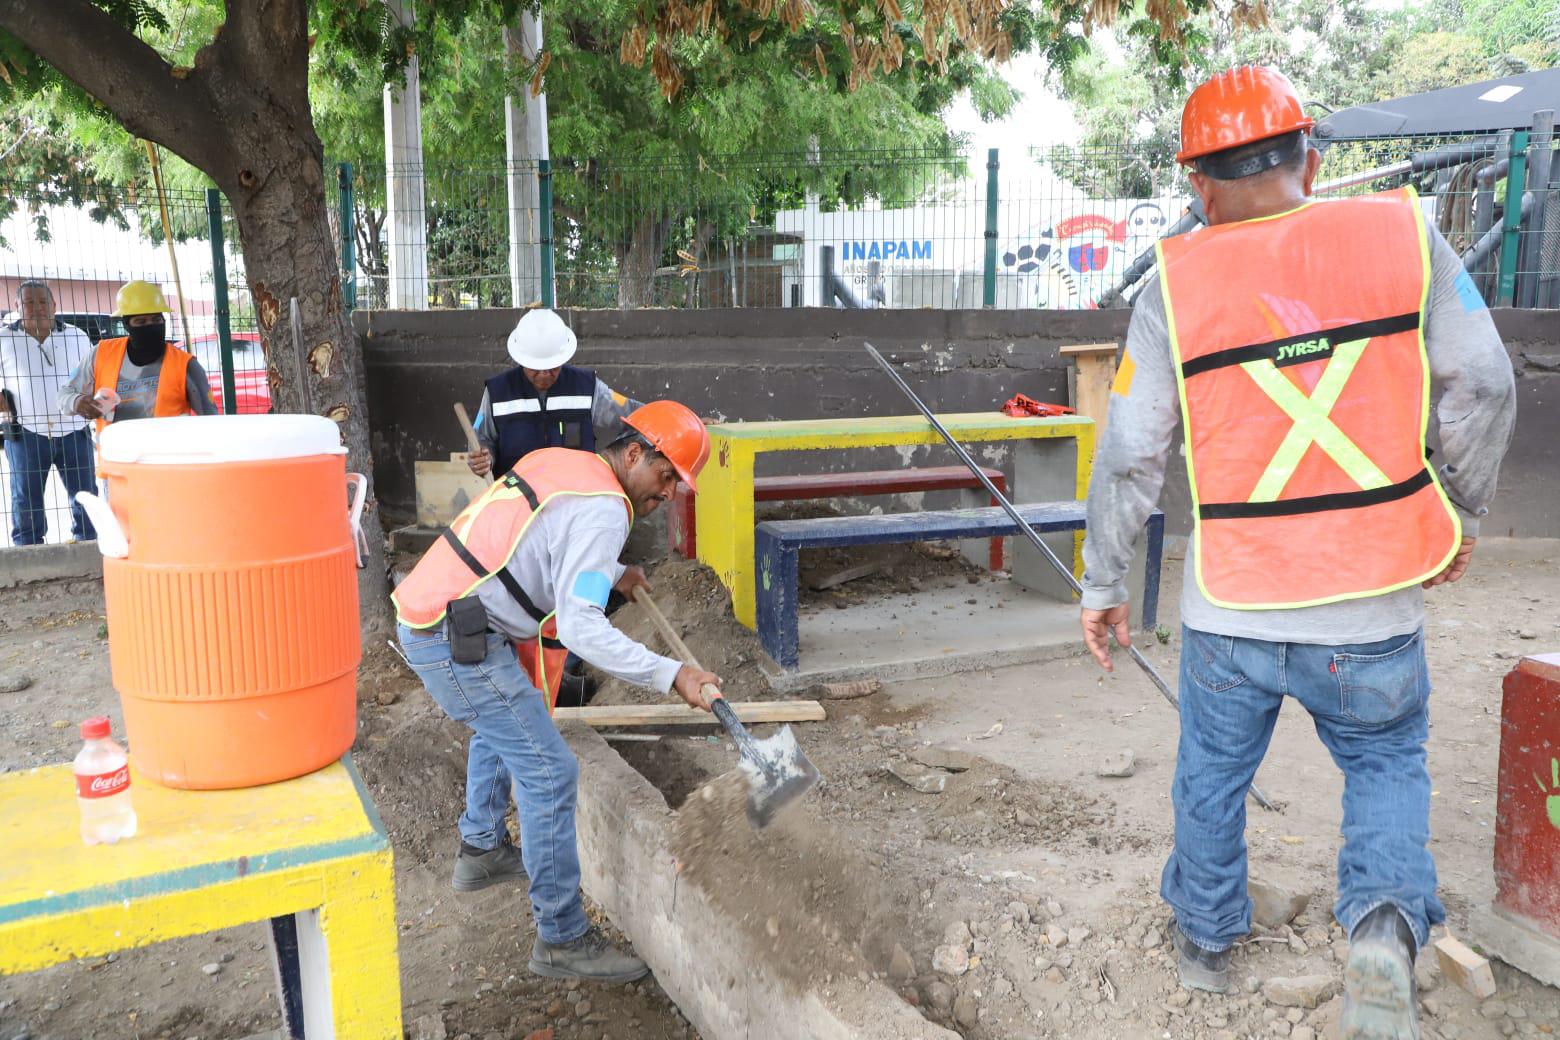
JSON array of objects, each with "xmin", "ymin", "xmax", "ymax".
[{"xmin": 1155, "ymin": 186, "xmax": 1461, "ymax": 609}]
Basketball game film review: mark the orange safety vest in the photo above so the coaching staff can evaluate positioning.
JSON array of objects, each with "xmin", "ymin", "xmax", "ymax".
[
  {"xmin": 393, "ymin": 448, "xmax": 632, "ymax": 711},
  {"xmin": 92, "ymin": 337, "xmax": 194, "ymax": 433},
  {"xmin": 1157, "ymin": 187, "xmax": 1460, "ymax": 609}
]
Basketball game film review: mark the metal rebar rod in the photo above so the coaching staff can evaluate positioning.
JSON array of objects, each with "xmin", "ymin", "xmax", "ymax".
[{"xmin": 864, "ymin": 342, "xmax": 1280, "ymax": 813}]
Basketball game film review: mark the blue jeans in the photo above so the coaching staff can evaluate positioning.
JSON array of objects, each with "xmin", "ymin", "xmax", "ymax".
[
  {"xmin": 397, "ymin": 622, "xmax": 589, "ymax": 945},
  {"xmin": 4, "ymin": 426, "xmax": 96, "ymax": 545},
  {"xmin": 1163, "ymin": 625, "xmax": 1443, "ymax": 953}
]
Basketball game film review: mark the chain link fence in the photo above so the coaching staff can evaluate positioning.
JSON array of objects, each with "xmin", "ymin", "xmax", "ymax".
[
  {"xmin": 5, "ymin": 132, "xmax": 1556, "ymax": 545},
  {"xmin": 0, "ymin": 180, "xmax": 266, "ymax": 547},
  {"xmin": 347, "ymin": 132, "xmax": 1559, "ymax": 314}
]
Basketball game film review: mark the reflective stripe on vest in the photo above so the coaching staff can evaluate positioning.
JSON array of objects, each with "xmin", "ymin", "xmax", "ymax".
[
  {"xmin": 92, "ymin": 338, "xmax": 193, "ymax": 433},
  {"xmin": 1158, "ymin": 187, "xmax": 1460, "ymax": 609},
  {"xmin": 391, "ymin": 447, "xmax": 631, "ymax": 629}
]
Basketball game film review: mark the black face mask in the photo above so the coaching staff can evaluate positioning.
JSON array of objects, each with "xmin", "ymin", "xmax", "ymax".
[{"xmin": 126, "ymin": 320, "xmax": 166, "ymax": 366}]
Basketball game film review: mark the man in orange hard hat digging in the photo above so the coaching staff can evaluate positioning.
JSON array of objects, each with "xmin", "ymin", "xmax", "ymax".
[
  {"xmin": 1079, "ymin": 66, "xmax": 1515, "ymax": 1040},
  {"xmin": 393, "ymin": 400, "xmax": 722, "ymax": 983}
]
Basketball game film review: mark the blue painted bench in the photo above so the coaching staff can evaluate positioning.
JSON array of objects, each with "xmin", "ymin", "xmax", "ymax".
[{"xmin": 754, "ymin": 501, "xmax": 1164, "ymax": 670}]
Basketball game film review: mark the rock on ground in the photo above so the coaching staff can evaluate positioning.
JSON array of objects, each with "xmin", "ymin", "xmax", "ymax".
[
  {"xmin": 1096, "ymin": 749, "xmax": 1137, "ymax": 778},
  {"xmin": 1250, "ymin": 876, "xmax": 1310, "ymax": 929},
  {"xmin": 910, "ymin": 746, "xmax": 975, "ymax": 772},
  {"xmin": 933, "ymin": 944, "xmax": 970, "ymax": 976},
  {"xmin": 1263, "ymin": 975, "xmax": 1340, "ymax": 1009}
]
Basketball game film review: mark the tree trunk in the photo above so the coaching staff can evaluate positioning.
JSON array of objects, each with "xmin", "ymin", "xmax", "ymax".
[
  {"xmin": 227, "ymin": 141, "xmax": 392, "ymax": 636},
  {"xmin": 617, "ymin": 214, "xmax": 671, "ymax": 308},
  {"xmin": 2, "ymin": 0, "xmax": 393, "ymax": 636}
]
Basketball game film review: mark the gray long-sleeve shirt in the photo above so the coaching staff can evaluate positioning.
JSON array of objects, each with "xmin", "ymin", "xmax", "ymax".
[
  {"xmin": 474, "ymin": 493, "xmax": 682, "ymax": 693},
  {"xmin": 472, "ymin": 377, "xmax": 640, "ymax": 455},
  {"xmin": 1082, "ymin": 214, "xmax": 1517, "ymax": 644},
  {"xmin": 59, "ymin": 345, "xmax": 218, "ymax": 422}
]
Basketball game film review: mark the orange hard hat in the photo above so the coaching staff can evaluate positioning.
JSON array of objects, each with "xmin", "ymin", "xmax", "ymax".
[
  {"xmin": 1176, "ymin": 66, "xmax": 1315, "ymax": 166},
  {"xmin": 624, "ymin": 400, "xmax": 710, "ymax": 492}
]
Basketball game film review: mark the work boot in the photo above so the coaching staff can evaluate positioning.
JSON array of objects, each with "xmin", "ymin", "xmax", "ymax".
[
  {"xmin": 529, "ymin": 926, "xmax": 650, "ymax": 983},
  {"xmin": 1170, "ymin": 919, "xmax": 1232, "ymax": 993},
  {"xmin": 451, "ymin": 839, "xmax": 527, "ymax": 892},
  {"xmin": 1342, "ymin": 904, "xmax": 1420, "ymax": 1040}
]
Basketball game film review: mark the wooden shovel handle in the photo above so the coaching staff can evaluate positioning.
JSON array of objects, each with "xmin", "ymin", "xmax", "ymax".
[
  {"xmin": 453, "ymin": 402, "xmax": 482, "ymax": 455},
  {"xmin": 631, "ymin": 585, "xmax": 704, "ymax": 670}
]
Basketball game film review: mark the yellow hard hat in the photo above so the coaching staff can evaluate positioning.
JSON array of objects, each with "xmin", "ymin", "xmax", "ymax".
[{"xmin": 112, "ymin": 280, "xmax": 170, "ymax": 317}]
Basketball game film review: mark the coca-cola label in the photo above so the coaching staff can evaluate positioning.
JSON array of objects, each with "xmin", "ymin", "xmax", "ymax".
[{"xmin": 77, "ymin": 767, "xmax": 130, "ymax": 799}]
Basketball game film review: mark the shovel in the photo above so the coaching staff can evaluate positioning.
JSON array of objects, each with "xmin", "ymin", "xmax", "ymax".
[{"xmin": 631, "ymin": 586, "xmax": 822, "ymax": 828}]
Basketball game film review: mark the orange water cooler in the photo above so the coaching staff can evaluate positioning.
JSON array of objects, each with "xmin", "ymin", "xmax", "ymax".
[{"xmin": 77, "ymin": 415, "xmax": 367, "ymax": 790}]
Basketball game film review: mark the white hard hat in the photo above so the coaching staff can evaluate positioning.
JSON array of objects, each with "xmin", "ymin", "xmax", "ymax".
[{"xmin": 507, "ymin": 308, "xmax": 578, "ymax": 369}]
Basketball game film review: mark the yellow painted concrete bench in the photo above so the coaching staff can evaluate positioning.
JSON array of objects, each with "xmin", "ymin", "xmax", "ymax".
[
  {"xmin": 0, "ymin": 756, "xmax": 401, "ymax": 1039},
  {"xmin": 695, "ymin": 412, "xmax": 1096, "ymax": 627}
]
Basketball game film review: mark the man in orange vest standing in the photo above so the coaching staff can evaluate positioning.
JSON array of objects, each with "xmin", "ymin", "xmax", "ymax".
[
  {"xmin": 393, "ymin": 400, "xmax": 721, "ymax": 983},
  {"xmin": 1080, "ymin": 67, "xmax": 1516, "ymax": 1039},
  {"xmin": 59, "ymin": 281, "xmax": 216, "ymax": 429}
]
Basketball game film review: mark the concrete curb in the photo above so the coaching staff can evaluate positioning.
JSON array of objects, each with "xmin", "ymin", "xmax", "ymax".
[
  {"xmin": 563, "ymin": 722, "xmax": 959, "ymax": 1040},
  {"xmin": 0, "ymin": 541, "xmax": 103, "ymax": 587}
]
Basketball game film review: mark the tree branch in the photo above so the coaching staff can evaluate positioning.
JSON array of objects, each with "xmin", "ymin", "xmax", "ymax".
[{"xmin": 0, "ymin": 0, "xmax": 224, "ymax": 172}]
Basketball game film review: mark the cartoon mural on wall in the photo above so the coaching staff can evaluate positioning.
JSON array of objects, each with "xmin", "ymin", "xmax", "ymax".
[
  {"xmin": 774, "ymin": 191, "xmax": 1187, "ymax": 309},
  {"xmin": 997, "ymin": 199, "xmax": 1179, "ymax": 308}
]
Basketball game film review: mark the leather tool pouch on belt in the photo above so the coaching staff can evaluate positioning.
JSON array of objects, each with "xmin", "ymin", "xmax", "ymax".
[{"xmin": 446, "ymin": 596, "xmax": 490, "ymax": 665}]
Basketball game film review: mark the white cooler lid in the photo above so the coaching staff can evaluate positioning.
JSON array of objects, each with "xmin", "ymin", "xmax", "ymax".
[{"xmin": 100, "ymin": 414, "xmax": 348, "ymax": 465}]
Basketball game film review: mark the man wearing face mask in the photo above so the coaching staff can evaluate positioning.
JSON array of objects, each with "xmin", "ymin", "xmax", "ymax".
[{"xmin": 59, "ymin": 280, "xmax": 217, "ymax": 430}]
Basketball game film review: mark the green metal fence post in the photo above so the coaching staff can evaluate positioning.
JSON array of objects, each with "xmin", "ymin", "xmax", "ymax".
[
  {"xmin": 983, "ymin": 148, "xmax": 999, "ymax": 308},
  {"xmin": 538, "ymin": 158, "xmax": 556, "ymax": 308},
  {"xmin": 337, "ymin": 162, "xmax": 356, "ymax": 312},
  {"xmin": 1496, "ymin": 131, "xmax": 1529, "ymax": 307},
  {"xmin": 205, "ymin": 188, "xmax": 238, "ymax": 415}
]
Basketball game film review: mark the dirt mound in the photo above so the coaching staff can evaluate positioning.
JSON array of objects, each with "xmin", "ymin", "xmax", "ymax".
[
  {"xmin": 592, "ymin": 557, "xmax": 777, "ymax": 704},
  {"xmin": 672, "ymin": 769, "xmax": 923, "ymax": 990}
]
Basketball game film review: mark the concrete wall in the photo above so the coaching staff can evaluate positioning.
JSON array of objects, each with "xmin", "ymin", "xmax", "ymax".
[{"xmin": 359, "ymin": 307, "xmax": 1558, "ymax": 539}]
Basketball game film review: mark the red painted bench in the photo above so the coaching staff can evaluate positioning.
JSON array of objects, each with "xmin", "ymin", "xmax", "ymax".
[{"xmin": 668, "ymin": 466, "xmax": 1009, "ymax": 570}]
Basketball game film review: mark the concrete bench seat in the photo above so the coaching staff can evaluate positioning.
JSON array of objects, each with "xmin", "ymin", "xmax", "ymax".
[
  {"xmin": 754, "ymin": 500, "xmax": 1163, "ymax": 670},
  {"xmin": 669, "ymin": 465, "xmax": 1008, "ymax": 569}
]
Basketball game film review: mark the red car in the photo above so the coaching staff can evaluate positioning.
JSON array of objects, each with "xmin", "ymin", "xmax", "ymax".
[{"xmin": 187, "ymin": 333, "xmax": 271, "ymax": 415}]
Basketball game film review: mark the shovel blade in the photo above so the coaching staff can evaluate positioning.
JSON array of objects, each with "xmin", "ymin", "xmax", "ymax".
[{"xmin": 736, "ymin": 724, "xmax": 822, "ymax": 829}]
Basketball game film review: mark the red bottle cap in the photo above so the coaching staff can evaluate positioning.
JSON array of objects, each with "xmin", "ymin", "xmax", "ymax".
[{"xmin": 80, "ymin": 716, "xmax": 111, "ymax": 740}]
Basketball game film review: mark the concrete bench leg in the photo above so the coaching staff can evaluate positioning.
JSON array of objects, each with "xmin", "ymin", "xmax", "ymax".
[
  {"xmin": 755, "ymin": 528, "xmax": 800, "ymax": 669},
  {"xmin": 668, "ymin": 482, "xmax": 696, "ymax": 558},
  {"xmin": 265, "ymin": 852, "xmax": 401, "ymax": 1039},
  {"xmin": 1011, "ymin": 438, "xmax": 1080, "ymax": 603}
]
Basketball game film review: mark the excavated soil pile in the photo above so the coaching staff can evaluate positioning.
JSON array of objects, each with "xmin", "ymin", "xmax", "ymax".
[
  {"xmin": 614, "ymin": 692, "xmax": 1139, "ymax": 1038},
  {"xmin": 672, "ymin": 769, "xmax": 922, "ymax": 990},
  {"xmin": 592, "ymin": 557, "xmax": 777, "ymax": 705}
]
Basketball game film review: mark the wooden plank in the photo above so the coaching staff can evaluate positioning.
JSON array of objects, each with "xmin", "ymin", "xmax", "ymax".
[
  {"xmin": 755, "ymin": 466, "xmax": 1006, "ymax": 501},
  {"xmin": 810, "ymin": 561, "xmax": 882, "ymax": 591},
  {"xmin": 414, "ymin": 460, "xmax": 490, "ymax": 528},
  {"xmin": 1434, "ymin": 935, "xmax": 1499, "ymax": 998},
  {"xmin": 554, "ymin": 700, "xmax": 827, "ymax": 727},
  {"xmin": 1061, "ymin": 343, "xmax": 1119, "ymax": 441}
]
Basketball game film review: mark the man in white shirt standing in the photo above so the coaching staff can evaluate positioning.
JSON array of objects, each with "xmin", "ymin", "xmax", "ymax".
[{"xmin": 0, "ymin": 280, "xmax": 96, "ymax": 545}]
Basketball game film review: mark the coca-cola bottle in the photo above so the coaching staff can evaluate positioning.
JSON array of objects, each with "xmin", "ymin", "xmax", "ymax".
[{"xmin": 74, "ymin": 716, "xmax": 137, "ymax": 845}]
